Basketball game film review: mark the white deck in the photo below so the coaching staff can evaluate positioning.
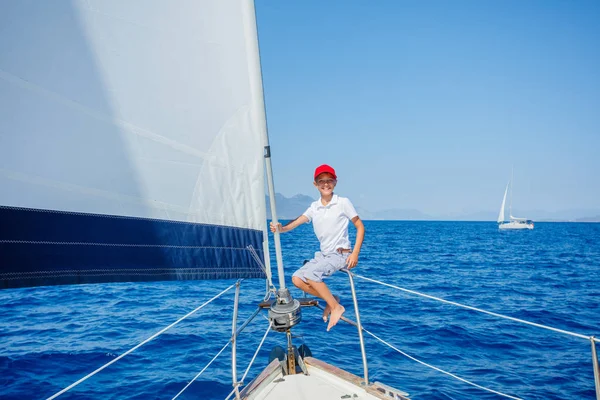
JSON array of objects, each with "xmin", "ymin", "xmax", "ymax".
[
  {"xmin": 250, "ymin": 367, "xmax": 377, "ymax": 399},
  {"xmin": 242, "ymin": 357, "xmax": 409, "ymax": 400}
]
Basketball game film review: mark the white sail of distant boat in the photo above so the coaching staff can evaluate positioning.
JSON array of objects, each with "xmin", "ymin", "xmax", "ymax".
[
  {"xmin": 497, "ymin": 184, "xmax": 508, "ymax": 224},
  {"xmin": 497, "ymin": 171, "xmax": 534, "ymax": 230}
]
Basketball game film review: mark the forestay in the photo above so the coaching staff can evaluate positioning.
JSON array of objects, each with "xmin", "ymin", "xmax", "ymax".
[{"xmin": 0, "ymin": 0, "xmax": 270, "ymax": 288}]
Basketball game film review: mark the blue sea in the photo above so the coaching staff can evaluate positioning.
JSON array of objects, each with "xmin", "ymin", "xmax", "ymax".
[{"xmin": 1, "ymin": 221, "xmax": 599, "ymax": 399}]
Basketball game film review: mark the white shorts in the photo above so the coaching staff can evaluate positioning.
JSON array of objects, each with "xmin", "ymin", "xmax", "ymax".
[{"xmin": 292, "ymin": 251, "xmax": 348, "ymax": 283}]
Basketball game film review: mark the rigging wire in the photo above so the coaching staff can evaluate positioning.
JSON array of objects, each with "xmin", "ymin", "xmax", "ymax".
[
  {"xmin": 247, "ymin": 245, "xmax": 267, "ymax": 276},
  {"xmin": 241, "ymin": 321, "xmax": 273, "ymax": 383},
  {"xmin": 354, "ymin": 274, "xmax": 596, "ymax": 342},
  {"xmin": 247, "ymin": 244, "xmax": 276, "ymax": 296},
  {"xmin": 174, "ymin": 301, "xmax": 269, "ymax": 399},
  {"xmin": 172, "ymin": 341, "xmax": 231, "ymax": 400},
  {"xmin": 362, "ymin": 326, "xmax": 523, "ymax": 400},
  {"xmin": 224, "ymin": 321, "xmax": 273, "ymax": 400},
  {"xmin": 46, "ymin": 283, "xmax": 237, "ymax": 400},
  {"xmin": 315, "ymin": 303, "xmax": 522, "ymax": 399}
]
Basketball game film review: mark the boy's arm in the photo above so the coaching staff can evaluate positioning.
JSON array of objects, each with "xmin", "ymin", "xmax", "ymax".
[
  {"xmin": 270, "ymin": 215, "xmax": 309, "ymax": 233},
  {"xmin": 346, "ymin": 216, "xmax": 364, "ymax": 269}
]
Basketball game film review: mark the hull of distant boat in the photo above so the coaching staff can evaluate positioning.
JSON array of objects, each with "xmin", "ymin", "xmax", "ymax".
[{"xmin": 498, "ymin": 222, "xmax": 534, "ymax": 230}]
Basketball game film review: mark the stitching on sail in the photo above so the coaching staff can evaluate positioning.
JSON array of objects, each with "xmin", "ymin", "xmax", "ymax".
[
  {"xmin": 0, "ymin": 240, "xmax": 254, "ymax": 249},
  {"xmin": 2, "ymin": 269, "xmax": 264, "ymax": 280},
  {"xmin": 0, "ymin": 204, "xmax": 264, "ymax": 233}
]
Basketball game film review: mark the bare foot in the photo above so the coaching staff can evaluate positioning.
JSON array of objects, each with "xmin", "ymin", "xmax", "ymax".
[
  {"xmin": 327, "ymin": 305, "xmax": 345, "ymax": 331},
  {"xmin": 322, "ymin": 304, "xmax": 331, "ymax": 322},
  {"xmin": 324, "ymin": 294, "xmax": 340, "ymax": 322}
]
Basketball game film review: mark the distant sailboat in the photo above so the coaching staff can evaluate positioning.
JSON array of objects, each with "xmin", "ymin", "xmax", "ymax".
[{"xmin": 497, "ymin": 172, "xmax": 534, "ymax": 230}]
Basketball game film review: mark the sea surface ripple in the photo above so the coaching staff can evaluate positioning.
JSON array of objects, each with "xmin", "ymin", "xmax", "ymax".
[{"xmin": 1, "ymin": 221, "xmax": 599, "ymax": 399}]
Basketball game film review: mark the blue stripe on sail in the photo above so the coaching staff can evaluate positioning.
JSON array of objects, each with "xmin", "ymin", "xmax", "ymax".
[{"xmin": 0, "ymin": 206, "xmax": 266, "ymax": 289}]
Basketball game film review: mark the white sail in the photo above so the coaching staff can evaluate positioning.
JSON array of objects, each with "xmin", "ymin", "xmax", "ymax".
[
  {"xmin": 0, "ymin": 0, "xmax": 266, "ymax": 230},
  {"xmin": 497, "ymin": 183, "xmax": 508, "ymax": 223},
  {"xmin": 0, "ymin": 0, "xmax": 271, "ymax": 287}
]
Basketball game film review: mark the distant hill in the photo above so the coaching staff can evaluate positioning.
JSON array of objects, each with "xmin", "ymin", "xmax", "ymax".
[
  {"xmin": 266, "ymin": 193, "xmax": 600, "ymax": 222},
  {"xmin": 506, "ymin": 209, "xmax": 600, "ymax": 222},
  {"xmin": 266, "ymin": 193, "xmax": 315, "ymax": 219},
  {"xmin": 438, "ymin": 211, "xmax": 497, "ymax": 221},
  {"xmin": 574, "ymin": 215, "xmax": 600, "ymax": 223},
  {"xmin": 267, "ymin": 194, "xmax": 433, "ymax": 220},
  {"xmin": 371, "ymin": 208, "xmax": 433, "ymax": 220}
]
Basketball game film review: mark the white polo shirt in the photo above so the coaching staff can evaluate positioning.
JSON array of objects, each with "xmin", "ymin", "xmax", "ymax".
[{"xmin": 303, "ymin": 194, "xmax": 358, "ymax": 255}]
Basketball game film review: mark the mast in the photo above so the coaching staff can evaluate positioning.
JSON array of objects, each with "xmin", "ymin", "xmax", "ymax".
[
  {"xmin": 509, "ymin": 166, "xmax": 514, "ymax": 219},
  {"xmin": 241, "ymin": 0, "xmax": 285, "ymax": 290},
  {"xmin": 241, "ymin": 0, "xmax": 301, "ymax": 333}
]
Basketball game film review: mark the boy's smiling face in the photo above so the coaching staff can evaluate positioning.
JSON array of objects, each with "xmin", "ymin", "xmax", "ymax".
[{"xmin": 314, "ymin": 172, "xmax": 337, "ymax": 197}]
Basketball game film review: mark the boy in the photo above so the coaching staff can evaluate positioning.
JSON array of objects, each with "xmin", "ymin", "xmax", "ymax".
[{"xmin": 270, "ymin": 164, "xmax": 365, "ymax": 331}]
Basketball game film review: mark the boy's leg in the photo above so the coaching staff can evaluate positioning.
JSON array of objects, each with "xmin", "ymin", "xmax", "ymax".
[
  {"xmin": 305, "ymin": 279, "xmax": 345, "ymax": 331},
  {"xmin": 292, "ymin": 253, "xmax": 345, "ymax": 329},
  {"xmin": 291, "ymin": 276, "xmax": 335, "ymax": 322},
  {"xmin": 291, "ymin": 256, "xmax": 324, "ymax": 298},
  {"xmin": 291, "ymin": 276, "xmax": 320, "ymax": 297}
]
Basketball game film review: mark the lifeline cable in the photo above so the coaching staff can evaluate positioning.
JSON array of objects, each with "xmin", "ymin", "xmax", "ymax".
[
  {"xmin": 363, "ymin": 326, "xmax": 523, "ymax": 400},
  {"xmin": 172, "ymin": 341, "xmax": 231, "ymax": 400},
  {"xmin": 224, "ymin": 322, "xmax": 272, "ymax": 400},
  {"xmin": 315, "ymin": 303, "xmax": 521, "ymax": 399},
  {"xmin": 355, "ymin": 274, "xmax": 596, "ymax": 341},
  {"xmin": 173, "ymin": 305, "xmax": 267, "ymax": 399},
  {"xmin": 47, "ymin": 283, "xmax": 237, "ymax": 400}
]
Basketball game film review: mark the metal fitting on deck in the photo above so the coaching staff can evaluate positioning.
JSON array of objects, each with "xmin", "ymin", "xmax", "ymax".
[{"xmin": 268, "ymin": 288, "xmax": 301, "ymax": 332}]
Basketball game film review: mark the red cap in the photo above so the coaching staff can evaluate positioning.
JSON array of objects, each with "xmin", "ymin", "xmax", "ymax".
[{"xmin": 314, "ymin": 164, "xmax": 337, "ymax": 180}]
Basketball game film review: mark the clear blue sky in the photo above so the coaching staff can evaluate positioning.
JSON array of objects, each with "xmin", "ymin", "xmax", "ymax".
[{"xmin": 255, "ymin": 0, "xmax": 600, "ymax": 216}]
